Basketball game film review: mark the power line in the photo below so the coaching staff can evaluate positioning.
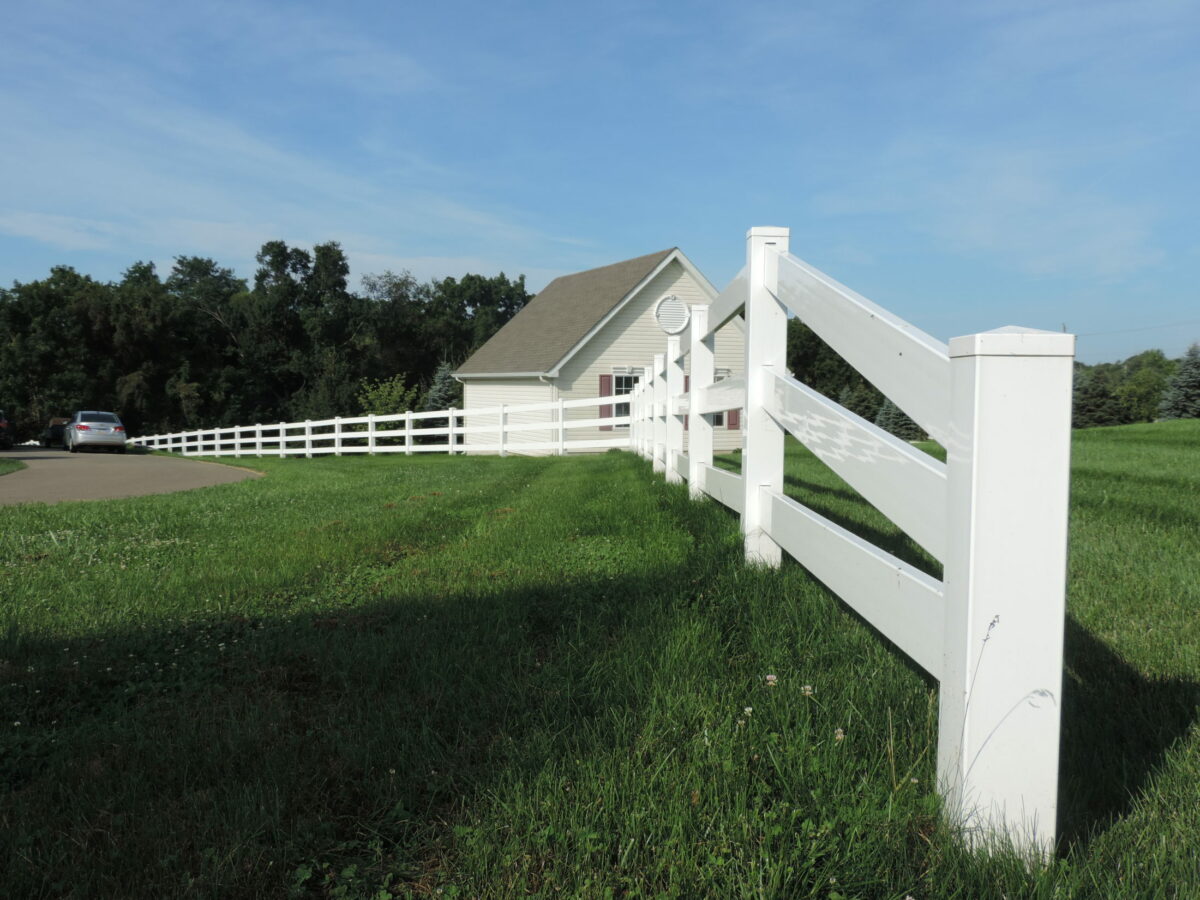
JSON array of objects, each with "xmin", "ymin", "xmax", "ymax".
[{"xmin": 1076, "ymin": 318, "xmax": 1200, "ymax": 338}]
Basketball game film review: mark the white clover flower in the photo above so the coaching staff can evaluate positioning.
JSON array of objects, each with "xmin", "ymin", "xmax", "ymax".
[
  {"xmin": 744, "ymin": 706, "xmax": 753, "ymax": 717},
  {"xmin": 801, "ymin": 684, "xmax": 814, "ymax": 697},
  {"xmin": 834, "ymin": 728, "xmax": 845, "ymax": 742},
  {"xmin": 765, "ymin": 674, "xmax": 777, "ymax": 687}
]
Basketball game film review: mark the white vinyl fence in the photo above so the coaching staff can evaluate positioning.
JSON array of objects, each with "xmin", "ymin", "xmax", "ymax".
[
  {"xmin": 130, "ymin": 399, "xmax": 630, "ymax": 458},
  {"xmin": 131, "ymin": 224, "xmax": 1073, "ymax": 857},
  {"xmin": 632, "ymin": 227, "xmax": 1074, "ymax": 857}
]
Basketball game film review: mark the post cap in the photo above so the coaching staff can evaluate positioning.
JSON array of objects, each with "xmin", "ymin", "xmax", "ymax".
[
  {"xmin": 746, "ymin": 226, "xmax": 790, "ymax": 240},
  {"xmin": 949, "ymin": 326, "xmax": 1076, "ymax": 358}
]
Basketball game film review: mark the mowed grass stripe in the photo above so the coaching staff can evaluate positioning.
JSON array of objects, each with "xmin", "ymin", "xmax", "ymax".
[
  {"xmin": 0, "ymin": 457, "xmax": 25, "ymax": 477},
  {"xmin": 1, "ymin": 423, "xmax": 1198, "ymax": 898}
]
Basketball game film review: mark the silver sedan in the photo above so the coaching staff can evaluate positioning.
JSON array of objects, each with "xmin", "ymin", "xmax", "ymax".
[{"xmin": 64, "ymin": 410, "xmax": 128, "ymax": 453}]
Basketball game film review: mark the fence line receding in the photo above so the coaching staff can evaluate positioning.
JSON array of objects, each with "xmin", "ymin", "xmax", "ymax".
[{"xmin": 131, "ymin": 224, "xmax": 1074, "ymax": 859}]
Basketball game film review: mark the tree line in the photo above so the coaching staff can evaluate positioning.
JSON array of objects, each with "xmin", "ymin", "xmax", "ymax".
[
  {"xmin": 3, "ymin": 239, "xmax": 1196, "ymax": 442},
  {"xmin": 788, "ymin": 321, "xmax": 1200, "ymax": 436},
  {"xmin": 0, "ymin": 241, "xmax": 530, "ymax": 440},
  {"xmin": 1070, "ymin": 346, "xmax": 1200, "ymax": 427}
]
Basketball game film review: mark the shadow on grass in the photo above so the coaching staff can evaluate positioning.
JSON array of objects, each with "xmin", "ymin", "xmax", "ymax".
[
  {"xmin": 1057, "ymin": 615, "xmax": 1200, "ymax": 850},
  {"xmin": 0, "ymin": 483, "xmax": 745, "ymax": 897}
]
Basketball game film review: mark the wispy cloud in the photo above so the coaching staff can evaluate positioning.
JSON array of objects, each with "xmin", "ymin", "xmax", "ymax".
[{"xmin": 0, "ymin": 1, "xmax": 580, "ymax": 286}]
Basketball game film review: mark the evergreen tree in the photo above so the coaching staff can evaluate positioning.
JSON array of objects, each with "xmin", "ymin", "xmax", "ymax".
[
  {"xmin": 1158, "ymin": 344, "xmax": 1200, "ymax": 420},
  {"xmin": 836, "ymin": 381, "xmax": 882, "ymax": 421},
  {"xmin": 422, "ymin": 360, "xmax": 462, "ymax": 411},
  {"xmin": 1073, "ymin": 369, "xmax": 1125, "ymax": 428},
  {"xmin": 874, "ymin": 398, "xmax": 923, "ymax": 440}
]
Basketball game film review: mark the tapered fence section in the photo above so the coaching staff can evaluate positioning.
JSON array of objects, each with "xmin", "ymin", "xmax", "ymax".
[
  {"xmin": 130, "ymin": 396, "xmax": 630, "ymax": 458},
  {"xmin": 630, "ymin": 226, "xmax": 1074, "ymax": 858},
  {"xmin": 130, "ymin": 222, "xmax": 1075, "ymax": 857}
]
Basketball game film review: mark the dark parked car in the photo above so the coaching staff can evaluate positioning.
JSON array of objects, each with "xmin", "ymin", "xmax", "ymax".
[
  {"xmin": 41, "ymin": 417, "xmax": 69, "ymax": 448},
  {"xmin": 63, "ymin": 410, "xmax": 128, "ymax": 453},
  {"xmin": 0, "ymin": 409, "xmax": 13, "ymax": 450}
]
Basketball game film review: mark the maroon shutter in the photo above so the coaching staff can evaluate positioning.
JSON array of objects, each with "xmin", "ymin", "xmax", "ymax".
[
  {"xmin": 727, "ymin": 407, "xmax": 740, "ymax": 430},
  {"xmin": 683, "ymin": 375, "xmax": 689, "ymax": 430},
  {"xmin": 599, "ymin": 374, "xmax": 613, "ymax": 431}
]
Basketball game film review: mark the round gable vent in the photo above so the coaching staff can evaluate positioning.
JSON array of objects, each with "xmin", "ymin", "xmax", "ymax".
[{"xmin": 654, "ymin": 294, "xmax": 690, "ymax": 335}]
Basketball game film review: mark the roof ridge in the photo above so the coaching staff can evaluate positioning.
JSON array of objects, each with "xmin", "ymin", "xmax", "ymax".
[{"xmin": 455, "ymin": 247, "xmax": 682, "ymax": 378}]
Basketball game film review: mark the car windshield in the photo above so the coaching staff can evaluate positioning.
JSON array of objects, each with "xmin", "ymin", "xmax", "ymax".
[{"xmin": 81, "ymin": 413, "xmax": 121, "ymax": 424}]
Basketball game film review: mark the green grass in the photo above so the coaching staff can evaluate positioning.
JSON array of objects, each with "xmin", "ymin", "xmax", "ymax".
[
  {"xmin": 1, "ymin": 422, "xmax": 1198, "ymax": 898},
  {"xmin": 0, "ymin": 456, "xmax": 25, "ymax": 476}
]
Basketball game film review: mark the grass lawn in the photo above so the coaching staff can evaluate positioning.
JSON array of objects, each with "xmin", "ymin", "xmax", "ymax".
[
  {"xmin": 1, "ymin": 421, "xmax": 1197, "ymax": 898},
  {"xmin": 0, "ymin": 456, "xmax": 25, "ymax": 476}
]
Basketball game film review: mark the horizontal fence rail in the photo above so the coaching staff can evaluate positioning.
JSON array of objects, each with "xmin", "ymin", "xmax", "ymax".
[
  {"xmin": 130, "ymin": 396, "xmax": 630, "ymax": 458},
  {"xmin": 629, "ymin": 226, "xmax": 1074, "ymax": 859}
]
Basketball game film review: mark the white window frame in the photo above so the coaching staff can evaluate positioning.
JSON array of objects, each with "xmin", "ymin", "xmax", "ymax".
[
  {"xmin": 711, "ymin": 368, "xmax": 732, "ymax": 427},
  {"xmin": 612, "ymin": 366, "xmax": 644, "ymax": 427}
]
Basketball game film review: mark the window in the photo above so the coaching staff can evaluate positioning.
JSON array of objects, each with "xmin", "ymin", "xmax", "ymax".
[
  {"xmin": 711, "ymin": 368, "xmax": 732, "ymax": 427},
  {"xmin": 613, "ymin": 367, "xmax": 644, "ymax": 426}
]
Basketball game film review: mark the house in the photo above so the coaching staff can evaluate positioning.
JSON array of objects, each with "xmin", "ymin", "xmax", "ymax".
[{"xmin": 454, "ymin": 248, "xmax": 744, "ymax": 454}]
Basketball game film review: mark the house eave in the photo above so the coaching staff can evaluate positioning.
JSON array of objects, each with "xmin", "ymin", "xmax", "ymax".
[
  {"xmin": 454, "ymin": 371, "xmax": 551, "ymax": 382},
  {"xmin": 546, "ymin": 248, "xmax": 718, "ymax": 377}
]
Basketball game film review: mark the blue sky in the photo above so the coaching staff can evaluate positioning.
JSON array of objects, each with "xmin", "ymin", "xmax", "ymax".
[{"xmin": 1, "ymin": 0, "xmax": 1197, "ymax": 363}]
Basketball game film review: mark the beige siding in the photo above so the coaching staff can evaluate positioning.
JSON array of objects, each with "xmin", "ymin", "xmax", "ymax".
[
  {"xmin": 553, "ymin": 259, "xmax": 745, "ymax": 453},
  {"xmin": 462, "ymin": 379, "xmax": 555, "ymax": 455}
]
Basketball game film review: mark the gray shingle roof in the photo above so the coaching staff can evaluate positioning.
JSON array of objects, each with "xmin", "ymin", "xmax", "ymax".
[{"xmin": 455, "ymin": 248, "xmax": 676, "ymax": 376}]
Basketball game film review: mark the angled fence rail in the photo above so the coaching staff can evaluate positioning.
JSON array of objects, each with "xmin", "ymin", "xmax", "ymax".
[
  {"xmin": 630, "ymin": 227, "xmax": 1074, "ymax": 858},
  {"xmin": 130, "ymin": 396, "xmax": 630, "ymax": 458}
]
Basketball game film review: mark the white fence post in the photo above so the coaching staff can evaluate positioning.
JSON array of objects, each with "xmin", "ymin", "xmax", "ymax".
[
  {"xmin": 557, "ymin": 398, "xmax": 566, "ymax": 456},
  {"xmin": 665, "ymin": 335, "xmax": 684, "ymax": 484},
  {"xmin": 633, "ymin": 386, "xmax": 643, "ymax": 460},
  {"xmin": 643, "ymin": 380, "xmax": 652, "ymax": 460},
  {"xmin": 630, "ymin": 385, "xmax": 641, "ymax": 457},
  {"xmin": 938, "ymin": 328, "xmax": 1075, "ymax": 856},
  {"xmin": 688, "ymin": 305, "xmax": 713, "ymax": 500},
  {"xmin": 255, "ymin": 424, "xmax": 263, "ymax": 457},
  {"xmin": 405, "ymin": 411, "xmax": 413, "ymax": 456},
  {"xmin": 448, "ymin": 407, "xmax": 457, "ymax": 454},
  {"xmin": 499, "ymin": 404, "xmax": 508, "ymax": 457},
  {"xmin": 651, "ymin": 353, "xmax": 666, "ymax": 474},
  {"xmin": 304, "ymin": 420, "xmax": 312, "ymax": 458},
  {"xmin": 334, "ymin": 416, "xmax": 342, "ymax": 456},
  {"xmin": 742, "ymin": 226, "xmax": 790, "ymax": 565},
  {"xmin": 278, "ymin": 422, "xmax": 286, "ymax": 458},
  {"xmin": 633, "ymin": 386, "xmax": 643, "ymax": 458},
  {"xmin": 633, "ymin": 385, "xmax": 643, "ymax": 458},
  {"xmin": 367, "ymin": 414, "xmax": 376, "ymax": 454}
]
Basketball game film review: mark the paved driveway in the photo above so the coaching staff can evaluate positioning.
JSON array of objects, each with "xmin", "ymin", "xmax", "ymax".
[{"xmin": 0, "ymin": 446, "xmax": 261, "ymax": 506}]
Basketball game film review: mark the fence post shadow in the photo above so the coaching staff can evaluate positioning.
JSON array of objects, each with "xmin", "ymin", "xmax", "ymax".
[{"xmin": 1057, "ymin": 614, "xmax": 1200, "ymax": 849}]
